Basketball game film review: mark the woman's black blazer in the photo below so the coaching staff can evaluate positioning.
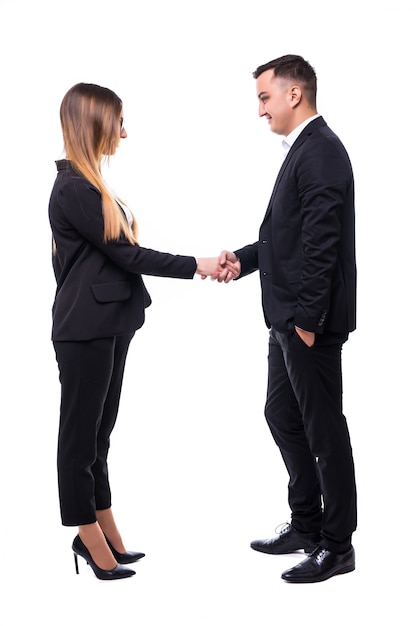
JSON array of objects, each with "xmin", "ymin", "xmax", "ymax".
[{"xmin": 49, "ymin": 160, "xmax": 196, "ymax": 341}]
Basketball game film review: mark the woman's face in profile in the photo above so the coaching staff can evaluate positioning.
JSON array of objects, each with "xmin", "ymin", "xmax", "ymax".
[
  {"xmin": 120, "ymin": 111, "xmax": 127, "ymax": 139},
  {"xmin": 105, "ymin": 108, "xmax": 127, "ymax": 156}
]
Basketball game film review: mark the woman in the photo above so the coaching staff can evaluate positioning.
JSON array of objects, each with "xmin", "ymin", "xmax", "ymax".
[{"xmin": 49, "ymin": 82, "xmax": 232, "ymax": 580}]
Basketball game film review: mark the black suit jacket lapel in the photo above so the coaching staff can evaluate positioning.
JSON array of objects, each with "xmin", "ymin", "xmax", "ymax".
[{"xmin": 261, "ymin": 116, "xmax": 326, "ymax": 223}]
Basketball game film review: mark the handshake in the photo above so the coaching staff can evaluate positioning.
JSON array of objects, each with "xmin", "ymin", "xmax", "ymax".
[{"xmin": 196, "ymin": 250, "xmax": 241, "ymax": 283}]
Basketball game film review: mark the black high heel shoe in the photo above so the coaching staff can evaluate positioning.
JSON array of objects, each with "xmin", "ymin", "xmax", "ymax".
[
  {"xmin": 105, "ymin": 536, "xmax": 146, "ymax": 564},
  {"xmin": 72, "ymin": 535, "xmax": 136, "ymax": 580}
]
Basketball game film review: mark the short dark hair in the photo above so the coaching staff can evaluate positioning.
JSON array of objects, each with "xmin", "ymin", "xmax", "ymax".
[{"xmin": 253, "ymin": 54, "xmax": 317, "ymax": 105}]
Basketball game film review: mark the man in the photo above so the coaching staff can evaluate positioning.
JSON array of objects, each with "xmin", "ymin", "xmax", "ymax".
[{"xmin": 218, "ymin": 54, "xmax": 357, "ymax": 583}]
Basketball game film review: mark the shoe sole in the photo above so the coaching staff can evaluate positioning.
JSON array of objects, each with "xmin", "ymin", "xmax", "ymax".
[
  {"xmin": 251, "ymin": 545, "xmax": 316, "ymax": 555},
  {"xmin": 282, "ymin": 563, "xmax": 355, "ymax": 583}
]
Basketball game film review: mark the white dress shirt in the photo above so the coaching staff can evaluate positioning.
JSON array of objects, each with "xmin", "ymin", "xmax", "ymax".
[{"xmin": 282, "ymin": 113, "xmax": 320, "ymax": 158}]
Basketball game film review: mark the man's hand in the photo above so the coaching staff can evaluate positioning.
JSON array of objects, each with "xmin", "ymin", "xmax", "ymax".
[
  {"xmin": 215, "ymin": 250, "xmax": 241, "ymax": 283},
  {"xmin": 295, "ymin": 326, "xmax": 315, "ymax": 347},
  {"xmin": 196, "ymin": 255, "xmax": 240, "ymax": 281}
]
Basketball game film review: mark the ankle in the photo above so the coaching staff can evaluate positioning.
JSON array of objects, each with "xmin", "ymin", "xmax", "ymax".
[
  {"xmin": 96, "ymin": 509, "xmax": 126, "ymax": 553},
  {"xmin": 78, "ymin": 524, "xmax": 117, "ymax": 570},
  {"xmin": 104, "ymin": 531, "xmax": 126, "ymax": 554}
]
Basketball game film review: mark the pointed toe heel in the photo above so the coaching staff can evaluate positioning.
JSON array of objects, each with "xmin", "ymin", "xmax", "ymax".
[
  {"xmin": 72, "ymin": 534, "xmax": 136, "ymax": 580},
  {"xmin": 105, "ymin": 537, "xmax": 146, "ymax": 564}
]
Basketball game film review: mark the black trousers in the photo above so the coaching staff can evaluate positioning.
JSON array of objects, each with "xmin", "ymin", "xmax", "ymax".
[
  {"xmin": 265, "ymin": 328, "xmax": 357, "ymax": 553},
  {"xmin": 53, "ymin": 333, "xmax": 134, "ymax": 526}
]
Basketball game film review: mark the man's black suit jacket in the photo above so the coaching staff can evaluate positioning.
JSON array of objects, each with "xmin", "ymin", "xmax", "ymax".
[
  {"xmin": 49, "ymin": 160, "xmax": 197, "ymax": 341},
  {"xmin": 235, "ymin": 116, "xmax": 356, "ymax": 335}
]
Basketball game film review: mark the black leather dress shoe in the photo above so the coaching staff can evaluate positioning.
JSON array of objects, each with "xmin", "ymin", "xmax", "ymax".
[
  {"xmin": 250, "ymin": 523, "xmax": 320, "ymax": 555},
  {"xmin": 281, "ymin": 545, "xmax": 355, "ymax": 583}
]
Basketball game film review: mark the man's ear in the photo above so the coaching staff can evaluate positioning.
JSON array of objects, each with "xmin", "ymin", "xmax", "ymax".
[{"xmin": 288, "ymin": 85, "xmax": 302, "ymax": 108}]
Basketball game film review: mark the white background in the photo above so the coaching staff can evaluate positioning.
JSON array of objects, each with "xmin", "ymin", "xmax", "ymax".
[{"xmin": 0, "ymin": 0, "xmax": 415, "ymax": 624}]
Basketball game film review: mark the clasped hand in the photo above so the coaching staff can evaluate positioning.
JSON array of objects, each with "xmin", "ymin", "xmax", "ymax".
[{"xmin": 196, "ymin": 250, "xmax": 241, "ymax": 283}]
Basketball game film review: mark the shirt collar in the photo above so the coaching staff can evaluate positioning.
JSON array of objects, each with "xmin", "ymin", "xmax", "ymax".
[{"xmin": 282, "ymin": 114, "xmax": 321, "ymax": 156}]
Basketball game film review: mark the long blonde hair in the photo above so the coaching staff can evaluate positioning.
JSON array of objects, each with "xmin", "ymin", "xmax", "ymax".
[{"xmin": 60, "ymin": 83, "xmax": 138, "ymax": 243}]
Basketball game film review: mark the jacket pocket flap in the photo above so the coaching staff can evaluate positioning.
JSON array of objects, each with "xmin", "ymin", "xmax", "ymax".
[{"xmin": 91, "ymin": 281, "xmax": 131, "ymax": 303}]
